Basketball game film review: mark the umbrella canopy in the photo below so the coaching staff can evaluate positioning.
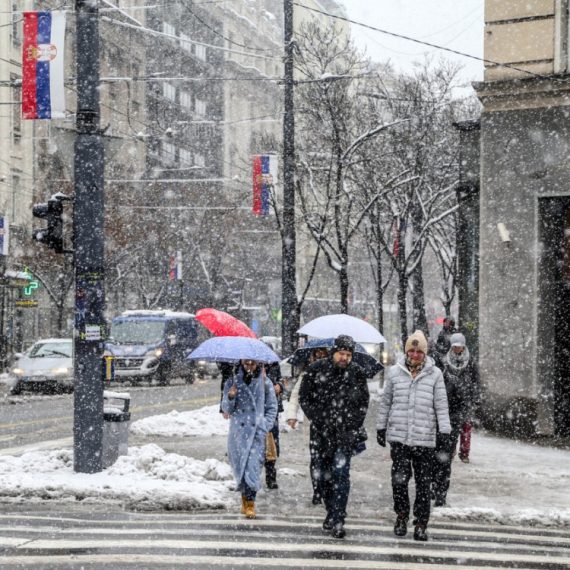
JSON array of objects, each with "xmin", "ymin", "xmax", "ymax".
[
  {"xmin": 187, "ymin": 336, "xmax": 279, "ymax": 363},
  {"xmin": 297, "ymin": 314, "xmax": 386, "ymax": 344},
  {"xmin": 196, "ymin": 308, "xmax": 257, "ymax": 338},
  {"xmin": 287, "ymin": 338, "xmax": 383, "ymax": 379}
]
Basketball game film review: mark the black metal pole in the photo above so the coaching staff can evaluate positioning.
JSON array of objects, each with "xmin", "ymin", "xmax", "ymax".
[
  {"xmin": 73, "ymin": 0, "xmax": 105, "ymax": 474},
  {"xmin": 281, "ymin": 0, "xmax": 297, "ymax": 357}
]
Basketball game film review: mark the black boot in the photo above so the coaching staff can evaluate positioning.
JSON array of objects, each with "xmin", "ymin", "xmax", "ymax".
[
  {"xmin": 322, "ymin": 512, "xmax": 334, "ymax": 531},
  {"xmin": 394, "ymin": 514, "xmax": 408, "ymax": 537},
  {"xmin": 311, "ymin": 491, "xmax": 322, "ymax": 505},
  {"xmin": 265, "ymin": 462, "xmax": 278, "ymax": 489},
  {"xmin": 332, "ymin": 522, "xmax": 346, "ymax": 539},
  {"xmin": 413, "ymin": 523, "xmax": 428, "ymax": 541}
]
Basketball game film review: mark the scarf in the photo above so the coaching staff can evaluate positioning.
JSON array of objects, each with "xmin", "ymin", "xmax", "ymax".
[
  {"xmin": 406, "ymin": 357, "xmax": 425, "ymax": 378},
  {"xmin": 445, "ymin": 347, "xmax": 470, "ymax": 374}
]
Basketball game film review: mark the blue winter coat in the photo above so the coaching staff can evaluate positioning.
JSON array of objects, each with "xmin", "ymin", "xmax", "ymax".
[{"xmin": 221, "ymin": 369, "xmax": 278, "ymax": 492}]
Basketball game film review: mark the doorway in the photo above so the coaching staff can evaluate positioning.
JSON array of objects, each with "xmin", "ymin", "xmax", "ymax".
[{"xmin": 539, "ymin": 197, "xmax": 570, "ymax": 436}]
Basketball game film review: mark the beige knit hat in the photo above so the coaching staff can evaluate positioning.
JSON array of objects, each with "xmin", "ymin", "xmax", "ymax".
[{"xmin": 405, "ymin": 330, "xmax": 428, "ymax": 354}]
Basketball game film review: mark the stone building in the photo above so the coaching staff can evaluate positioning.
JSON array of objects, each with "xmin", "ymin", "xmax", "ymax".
[{"xmin": 474, "ymin": 0, "xmax": 570, "ymax": 435}]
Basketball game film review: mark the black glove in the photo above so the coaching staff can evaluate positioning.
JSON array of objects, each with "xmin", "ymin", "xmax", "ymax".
[{"xmin": 376, "ymin": 429, "xmax": 386, "ymax": 447}]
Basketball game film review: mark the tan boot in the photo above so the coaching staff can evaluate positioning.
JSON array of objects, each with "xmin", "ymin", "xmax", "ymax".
[
  {"xmin": 244, "ymin": 500, "xmax": 256, "ymax": 519},
  {"xmin": 241, "ymin": 494, "xmax": 247, "ymax": 515}
]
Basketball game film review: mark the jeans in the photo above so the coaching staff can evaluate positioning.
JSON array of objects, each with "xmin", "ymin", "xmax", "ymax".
[
  {"xmin": 314, "ymin": 445, "xmax": 352, "ymax": 524},
  {"xmin": 432, "ymin": 425, "xmax": 461, "ymax": 504},
  {"xmin": 390, "ymin": 443, "xmax": 434, "ymax": 525},
  {"xmin": 264, "ymin": 420, "xmax": 280, "ymax": 484},
  {"xmin": 243, "ymin": 483, "xmax": 257, "ymax": 502},
  {"xmin": 459, "ymin": 422, "xmax": 472, "ymax": 458}
]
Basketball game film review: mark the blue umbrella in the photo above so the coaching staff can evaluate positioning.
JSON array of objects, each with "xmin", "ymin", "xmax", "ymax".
[
  {"xmin": 187, "ymin": 336, "xmax": 280, "ymax": 363},
  {"xmin": 287, "ymin": 338, "xmax": 383, "ymax": 379}
]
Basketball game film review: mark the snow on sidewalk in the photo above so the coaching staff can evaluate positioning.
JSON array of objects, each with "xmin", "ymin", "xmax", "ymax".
[
  {"xmin": 432, "ymin": 432, "xmax": 570, "ymax": 527},
  {"xmin": 131, "ymin": 404, "xmax": 229, "ymax": 437},
  {"xmin": 0, "ymin": 444, "xmax": 233, "ymax": 511}
]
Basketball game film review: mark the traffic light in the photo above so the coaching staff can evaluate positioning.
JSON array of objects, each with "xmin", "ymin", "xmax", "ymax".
[{"xmin": 32, "ymin": 194, "xmax": 69, "ymax": 254}]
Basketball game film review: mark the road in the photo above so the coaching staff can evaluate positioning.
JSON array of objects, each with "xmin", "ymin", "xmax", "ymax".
[
  {"xmin": 0, "ymin": 376, "xmax": 221, "ymax": 454},
  {"xmin": 0, "ymin": 508, "xmax": 568, "ymax": 569}
]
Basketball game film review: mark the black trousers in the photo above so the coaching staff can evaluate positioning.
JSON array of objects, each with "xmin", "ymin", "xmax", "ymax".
[
  {"xmin": 390, "ymin": 442, "xmax": 434, "ymax": 525},
  {"xmin": 432, "ymin": 425, "xmax": 461, "ymax": 504},
  {"xmin": 264, "ymin": 420, "xmax": 280, "ymax": 484}
]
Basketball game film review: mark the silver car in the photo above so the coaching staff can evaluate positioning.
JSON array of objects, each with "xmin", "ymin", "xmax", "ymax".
[{"xmin": 10, "ymin": 339, "xmax": 73, "ymax": 395}]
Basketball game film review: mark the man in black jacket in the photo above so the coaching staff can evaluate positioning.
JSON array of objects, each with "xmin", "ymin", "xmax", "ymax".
[
  {"xmin": 299, "ymin": 335, "xmax": 370, "ymax": 539},
  {"xmin": 436, "ymin": 316, "xmax": 457, "ymax": 357}
]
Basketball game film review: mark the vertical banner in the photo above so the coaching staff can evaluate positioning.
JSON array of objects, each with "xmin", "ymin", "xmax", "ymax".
[
  {"xmin": 0, "ymin": 218, "xmax": 8, "ymax": 256},
  {"xmin": 253, "ymin": 155, "xmax": 278, "ymax": 215},
  {"xmin": 22, "ymin": 11, "xmax": 67, "ymax": 120},
  {"xmin": 169, "ymin": 251, "xmax": 182, "ymax": 280}
]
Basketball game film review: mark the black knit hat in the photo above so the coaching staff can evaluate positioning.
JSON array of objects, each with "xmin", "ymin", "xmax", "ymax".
[{"xmin": 331, "ymin": 334, "xmax": 355, "ymax": 355}]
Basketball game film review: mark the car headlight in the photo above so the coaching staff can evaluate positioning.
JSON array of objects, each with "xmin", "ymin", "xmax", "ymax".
[
  {"xmin": 52, "ymin": 367, "xmax": 70, "ymax": 375},
  {"xmin": 145, "ymin": 349, "xmax": 163, "ymax": 358},
  {"xmin": 12, "ymin": 368, "xmax": 24, "ymax": 375}
]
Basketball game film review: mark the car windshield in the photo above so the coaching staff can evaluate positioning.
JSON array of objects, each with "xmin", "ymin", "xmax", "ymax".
[
  {"xmin": 108, "ymin": 320, "xmax": 166, "ymax": 345},
  {"xmin": 29, "ymin": 342, "xmax": 72, "ymax": 359}
]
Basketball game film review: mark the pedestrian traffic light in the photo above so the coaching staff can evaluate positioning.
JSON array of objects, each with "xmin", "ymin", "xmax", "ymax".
[{"xmin": 32, "ymin": 194, "xmax": 68, "ymax": 254}]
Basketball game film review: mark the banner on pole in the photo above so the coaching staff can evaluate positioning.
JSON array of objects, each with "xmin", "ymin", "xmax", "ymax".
[
  {"xmin": 169, "ymin": 251, "xmax": 182, "ymax": 280},
  {"xmin": 22, "ymin": 11, "xmax": 67, "ymax": 120},
  {"xmin": 253, "ymin": 155, "xmax": 278, "ymax": 215},
  {"xmin": 0, "ymin": 217, "xmax": 9, "ymax": 256}
]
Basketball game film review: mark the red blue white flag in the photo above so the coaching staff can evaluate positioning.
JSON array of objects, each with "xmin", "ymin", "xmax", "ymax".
[
  {"xmin": 22, "ymin": 11, "xmax": 67, "ymax": 120},
  {"xmin": 253, "ymin": 155, "xmax": 278, "ymax": 215},
  {"xmin": 169, "ymin": 251, "xmax": 182, "ymax": 280}
]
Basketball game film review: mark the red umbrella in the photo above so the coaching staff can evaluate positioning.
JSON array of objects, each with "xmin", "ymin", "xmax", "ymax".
[{"xmin": 196, "ymin": 308, "xmax": 258, "ymax": 338}]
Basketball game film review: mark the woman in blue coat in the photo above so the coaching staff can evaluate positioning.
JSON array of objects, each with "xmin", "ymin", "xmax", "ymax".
[{"xmin": 222, "ymin": 359, "xmax": 278, "ymax": 519}]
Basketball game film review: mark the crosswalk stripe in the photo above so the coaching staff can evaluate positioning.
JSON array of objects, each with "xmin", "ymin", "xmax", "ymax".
[
  {"xmin": 0, "ymin": 553, "xmax": 512, "ymax": 569},
  {"xmin": 14, "ymin": 538, "xmax": 570, "ymax": 566}
]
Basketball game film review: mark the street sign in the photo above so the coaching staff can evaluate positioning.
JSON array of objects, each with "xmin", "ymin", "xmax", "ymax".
[{"xmin": 15, "ymin": 300, "xmax": 38, "ymax": 308}]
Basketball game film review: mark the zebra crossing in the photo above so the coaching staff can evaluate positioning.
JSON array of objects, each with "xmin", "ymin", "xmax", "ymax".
[{"xmin": 0, "ymin": 510, "xmax": 568, "ymax": 568}]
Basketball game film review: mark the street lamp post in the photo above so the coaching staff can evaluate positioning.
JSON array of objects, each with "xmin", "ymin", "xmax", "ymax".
[{"xmin": 73, "ymin": 0, "xmax": 106, "ymax": 474}]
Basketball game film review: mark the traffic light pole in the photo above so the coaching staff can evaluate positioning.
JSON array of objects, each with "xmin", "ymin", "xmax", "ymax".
[
  {"xmin": 73, "ymin": 0, "xmax": 105, "ymax": 474},
  {"xmin": 282, "ymin": 0, "xmax": 298, "ymax": 357}
]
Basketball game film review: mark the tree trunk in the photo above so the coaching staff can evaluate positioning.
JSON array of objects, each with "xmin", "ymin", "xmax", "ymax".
[
  {"xmin": 412, "ymin": 254, "xmax": 429, "ymax": 336},
  {"xmin": 340, "ymin": 263, "xmax": 349, "ymax": 314},
  {"xmin": 57, "ymin": 301, "xmax": 66, "ymax": 337},
  {"xmin": 376, "ymin": 241, "xmax": 384, "ymax": 335},
  {"xmin": 398, "ymin": 270, "xmax": 408, "ymax": 346}
]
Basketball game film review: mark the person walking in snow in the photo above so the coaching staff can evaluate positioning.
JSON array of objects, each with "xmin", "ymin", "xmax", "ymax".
[
  {"xmin": 299, "ymin": 335, "xmax": 370, "ymax": 539},
  {"xmin": 263, "ymin": 360, "xmax": 285, "ymax": 489},
  {"xmin": 436, "ymin": 316, "xmax": 457, "ymax": 357},
  {"xmin": 431, "ymin": 333, "xmax": 480, "ymax": 505},
  {"xmin": 286, "ymin": 346, "xmax": 330, "ymax": 505},
  {"xmin": 376, "ymin": 330, "xmax": 451, "ymax": 542},
  {"xmin": 221, "ymin": 359, "xmax": 278, "ymax": 519}
]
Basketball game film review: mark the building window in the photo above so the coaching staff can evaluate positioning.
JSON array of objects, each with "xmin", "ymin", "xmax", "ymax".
[
  {"xmin": 195, "ymin": 44, "xmax": 207, "ymax": 61},
  {"xmin": 195, "ymin": 98, "xmax": 206, "ymax": 117},
  {"xmin": 180, "ymin": 148, "xmax": 192, "ymax": 166},
  {"xmin": 195, "ymin": 153, "xmax": 205, "ymax": 167},
  {"xmin": 162, "ymin": 141, "xmax": 177, "ymax": 163},
  {"xmin": 12, "ymin": 2, "xmax": 21, "ymax": 46},
  {"xmin": 180, "ymin": 91, "xmax": 192, "ymax": 110},
  {"xmin": 11, "ymin": 73, "xmax": 21, "ymax": 142},
  {"xmin": 163, "ymin": 21, "xmax": 176, "ymax": 40},
  {"xmin": 163, "ymin": 82, "xmax": 176, "ymax": 102},
  {"xmin": 180, "ymin": 32, "xmax": 193, "ymax": 54}
]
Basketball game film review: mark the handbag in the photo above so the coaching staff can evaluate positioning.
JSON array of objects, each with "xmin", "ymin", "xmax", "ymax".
[{"xmin": 266, "ymin": 432, "xmax": 278, "ymax": 461}]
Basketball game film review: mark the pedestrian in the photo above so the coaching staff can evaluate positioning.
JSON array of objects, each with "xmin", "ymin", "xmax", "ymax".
[
  {"xmin": 264, "ymin": 360, "xmax": 285, "ymax": 489},
  {"xmin": 431, "ymin": 333, "xmax": 481, "ymax": 505},
  {"xmin": 436, "ymin": 316, "xmax": 457, "ymax": 356},
  {"xmin": 221, "ymin": 359, "xmax": 278, "ymax": 519},
  {"xmin": 376, "ymin": 330, "xmax": 451, "ymax": 542},
  {"xmin": 427, "ymin": 338, "xmax": 444, "ymax": 371},
  {"xmin": 286, "ymin": 347, "xmax": 330, "ymax": 504},
  {"xmin": 299, "ymin": 335, "xmax": 370, "ymax": 539}
]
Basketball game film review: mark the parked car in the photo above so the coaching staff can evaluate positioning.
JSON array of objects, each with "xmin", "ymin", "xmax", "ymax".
[
  {"xmin": 105, "ymin": 310, "xmax": 202, "ymax": 385},
  {"xmin": 9, "ymin": 338, "xmax": 73, "ymax": 395}
]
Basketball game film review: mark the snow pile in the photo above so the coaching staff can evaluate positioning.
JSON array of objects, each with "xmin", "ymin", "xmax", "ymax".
[
  {"xmin": 432, "ymin": 507, "xmax": 570, "ymax": 528},
  {"xmin": 131, "ymin": 405, "xmax": 229, "ymax": 437},
  {"xmin": 0, "ymin": 444, "xmax": 233, "ymax": 511}
]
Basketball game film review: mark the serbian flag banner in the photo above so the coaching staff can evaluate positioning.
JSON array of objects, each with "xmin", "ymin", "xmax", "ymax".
[
  {"xmin": 169, "ymin": 251, "xmax": 182, "ymax": 280},
  {"xmin": 253, "ymin": 155, "xmax": 278, "ymax": 215},
  {"xmin": 22, "ymin": 11, "xmax": 67, "ymax": 120}
]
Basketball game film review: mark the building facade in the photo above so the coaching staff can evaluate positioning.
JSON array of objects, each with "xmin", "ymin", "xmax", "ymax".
[{"xmin": 475, "ymin": 0, "xmax": 570, "ymax": 435}]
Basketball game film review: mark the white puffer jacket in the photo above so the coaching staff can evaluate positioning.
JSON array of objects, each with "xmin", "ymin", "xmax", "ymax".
[{"xmin": 376, "ymin": 356, "xmax": 451, "ymax": 448}]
